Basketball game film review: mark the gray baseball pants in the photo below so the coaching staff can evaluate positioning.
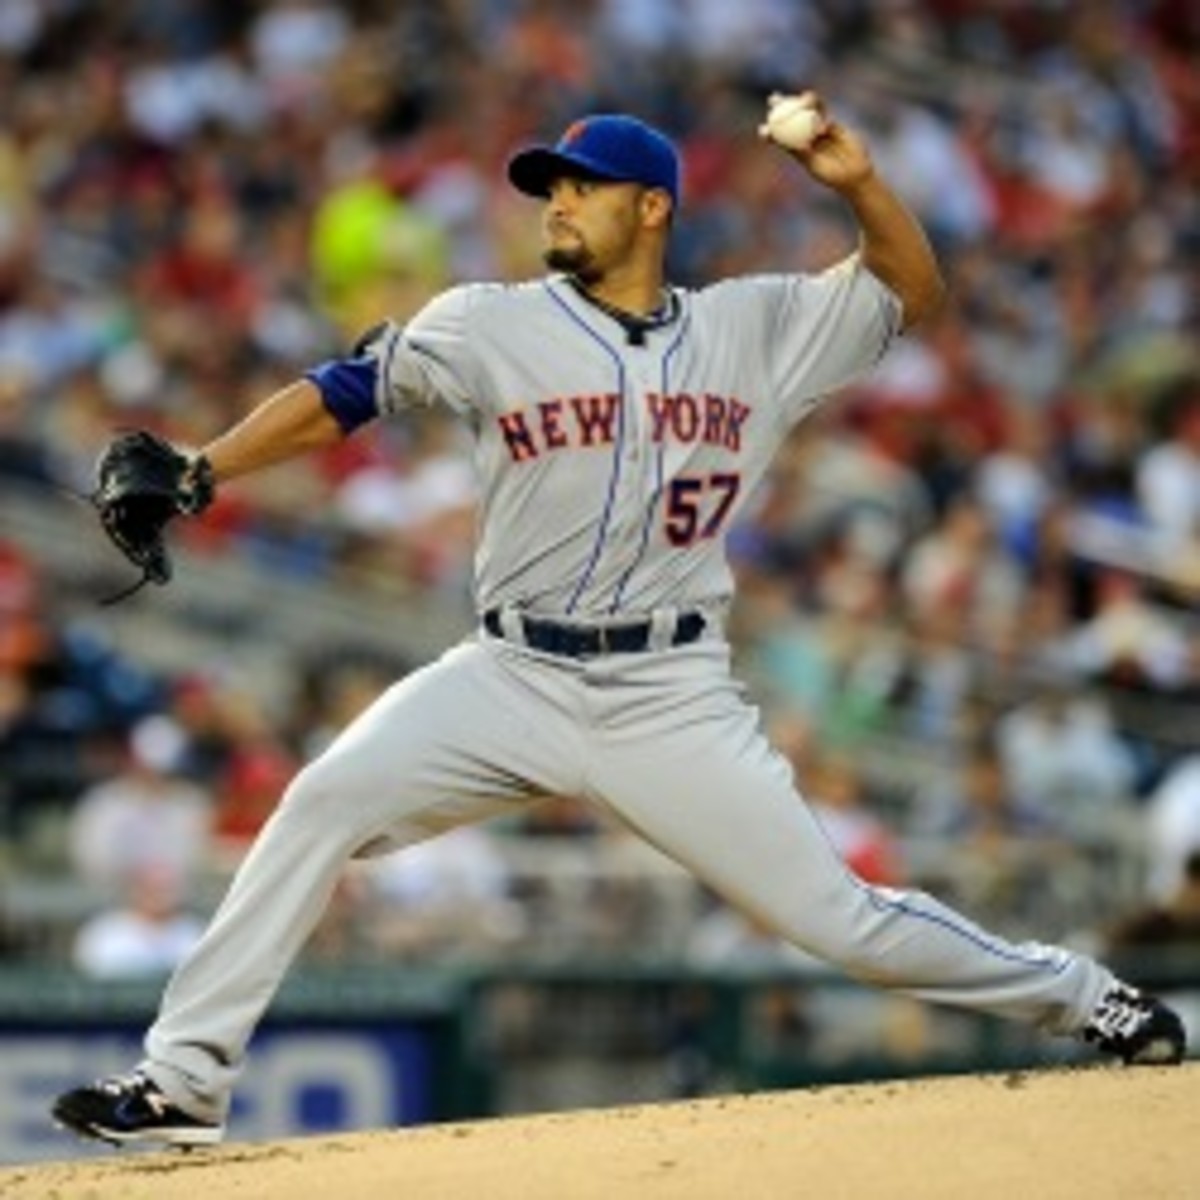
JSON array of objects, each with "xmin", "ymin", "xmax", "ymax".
[{"xmin": 142, "ymin": 635, "xmax": 1114, "ymax": 1120}]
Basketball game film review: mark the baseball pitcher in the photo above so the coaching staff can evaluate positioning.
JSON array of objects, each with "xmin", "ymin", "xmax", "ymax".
[{"xmin": 54, "ymin": 93, "xmax": 1185, "ymax": 1148}]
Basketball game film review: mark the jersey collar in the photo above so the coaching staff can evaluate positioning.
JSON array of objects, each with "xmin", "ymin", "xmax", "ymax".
[{"xmin": 552, "ymin": 274, "xmax": 682, "ymax": 346}]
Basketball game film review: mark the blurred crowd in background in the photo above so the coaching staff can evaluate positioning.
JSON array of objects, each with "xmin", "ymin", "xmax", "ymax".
[{"xmin": 0, "ymin": 0, "xmax": 1198, "ymax": 991}]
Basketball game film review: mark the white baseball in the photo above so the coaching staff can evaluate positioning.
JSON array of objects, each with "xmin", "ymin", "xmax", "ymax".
[{"xmin": 761, "ymin": 97, "xmax": 826, "ymax": 152}]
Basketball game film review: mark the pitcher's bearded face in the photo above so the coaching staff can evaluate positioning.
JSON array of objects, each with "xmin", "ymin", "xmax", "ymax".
[
  {"xmin": 543, "ymin": 207, "xmax": 601, "ymax": 281},
  {"xmin": 541, "ymin": 177, "xmax": 645, "ymax": 283}
]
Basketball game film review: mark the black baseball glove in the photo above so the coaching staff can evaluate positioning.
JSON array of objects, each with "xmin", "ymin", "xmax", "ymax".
[{"xmin": 92, "ymin": 430, "xmax": 216, "ymax": 601}]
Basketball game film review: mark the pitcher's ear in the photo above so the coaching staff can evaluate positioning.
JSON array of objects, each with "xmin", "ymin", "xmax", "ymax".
[{"xmin": 641, "ymin": 187, "xmax": 674, "ymax": 229}]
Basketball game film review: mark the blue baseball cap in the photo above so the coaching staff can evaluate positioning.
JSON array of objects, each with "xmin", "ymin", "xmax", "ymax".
[{"xmin": 507, "ymin": 114, "xmax": 681, "ymax": 208}]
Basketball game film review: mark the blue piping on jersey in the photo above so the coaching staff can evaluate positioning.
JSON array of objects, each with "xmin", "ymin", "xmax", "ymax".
[
  {"xmin": 379, "ymin": 325, "xmax": 401, "ymax": 413},
  {"xmin": 609, "ymin": 307, "xmax": 691, "ymax": 613},
  {"xmin": 545, "ymin": 282, "xmax": 629, "ymax": 615}
]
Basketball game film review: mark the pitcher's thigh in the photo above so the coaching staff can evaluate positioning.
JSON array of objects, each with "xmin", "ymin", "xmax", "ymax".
[
  {"xmin": 595, "ymin": 724, "xmax": 860, "ymax": 947},
  {"xmin": 274, "ymin": 643, "xmax": 567, "ymax": 853}
]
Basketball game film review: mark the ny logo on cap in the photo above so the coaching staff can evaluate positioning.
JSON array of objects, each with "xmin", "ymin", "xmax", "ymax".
[{"xmin": 561, "ymin": 120, "xmax": 589, "ymax": 146}]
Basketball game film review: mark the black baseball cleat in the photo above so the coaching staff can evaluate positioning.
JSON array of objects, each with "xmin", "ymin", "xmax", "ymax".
[
  {"xmin": 1082, "ymin": 985, "xmax": 1187, "ymax": 1065},
  {"xmin": 52, "ymin": 1071, "xmax": 223, "ymax": 1148}
]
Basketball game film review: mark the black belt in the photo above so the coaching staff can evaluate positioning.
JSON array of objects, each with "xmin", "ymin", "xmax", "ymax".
[{"xmin": 483, "ymin": 609, "xmax": 705, "ymax": 658}]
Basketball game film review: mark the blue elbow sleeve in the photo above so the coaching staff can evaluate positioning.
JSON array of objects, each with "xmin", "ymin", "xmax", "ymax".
[{"xmin": 305, "ymin": 356, "xmax": 380, "ymax": 434}]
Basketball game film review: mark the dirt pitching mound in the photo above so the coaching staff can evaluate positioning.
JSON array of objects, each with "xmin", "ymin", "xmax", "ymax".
[{"xmin": 3, "ymin": 1065, "xmax": 1197, "ymax": 1199}]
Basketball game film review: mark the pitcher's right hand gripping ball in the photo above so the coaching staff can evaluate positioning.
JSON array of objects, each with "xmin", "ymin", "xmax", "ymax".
[{"xmin": 92, "ymin": 430, "xmax": 215, "ymax": 595}]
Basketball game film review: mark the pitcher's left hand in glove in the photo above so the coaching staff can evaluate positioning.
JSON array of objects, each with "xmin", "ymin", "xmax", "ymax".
[{"xmin": 92, "ymin": 430, "xmax": 216, "ymax": 600}]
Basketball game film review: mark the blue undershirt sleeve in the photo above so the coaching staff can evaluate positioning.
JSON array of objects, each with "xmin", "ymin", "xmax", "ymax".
[{"xmin": 304, "ymin": 355, "xmax": 380, "ymax": 434}]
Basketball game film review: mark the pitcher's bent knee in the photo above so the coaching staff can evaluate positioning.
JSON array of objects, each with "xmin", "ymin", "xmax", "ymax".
[
  {"xmin": 269, "ymin": 736, "xmax": 446, "ymax": 855},
  {"xmin": 266, "ymin": 759, "xmax": 377, "ymax": 854}
]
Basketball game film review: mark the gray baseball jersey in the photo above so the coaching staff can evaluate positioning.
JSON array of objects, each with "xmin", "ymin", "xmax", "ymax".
[
  {"xmin": 137, "ymin": 259, "xmax": 1120, "ymax": 1124},
  {"xmin": 368, "ymin": 262, "xmax": 896, "ymax": 620}
]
